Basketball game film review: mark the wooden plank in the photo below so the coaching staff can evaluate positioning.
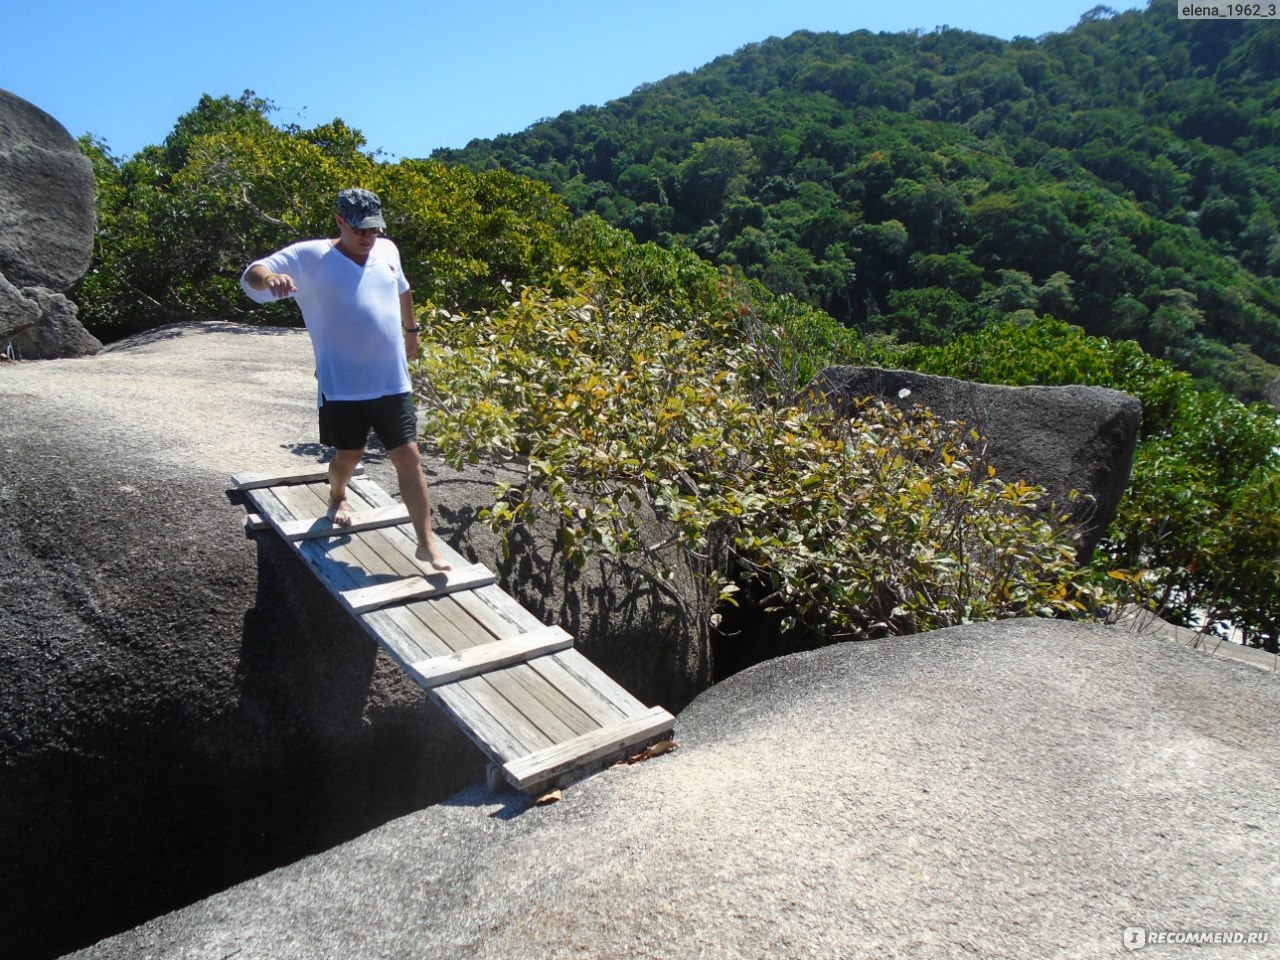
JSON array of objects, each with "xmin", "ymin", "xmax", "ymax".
[
  {"xmin": 408, "ymin": 626, "xmax": 573, "ymax": 688},
  {"xmin": 241, "ymin": 477, "xmax": 555, "ymax": 758},
  {"xmin": 442, "ymin": 590, "xmax": 625, "ymax": 728},
  {"xmin": 434, "ymin": 681, "xmax": 550, "ymax": 759},
  {"xmin": 388, "ymin": 595, "xmax": 488, "ymax": 658},
  {"xmin": 268, "ymin": 482, "xmax": 332, "ymax": 526},
  {"xmin": 277, "ymin": 503, "xmax": 411, "ymax": 541},
  {"xmin": 456, "ymin": 584, "xmax": 644, "ymax": 723},
  {"xmin": 285, "ymin": 485, "xmax": 412, "ymax": 582},
  {"xmin": 451, "ymin": 587, "xmax": 531, "ymax": 636},
  {"xmin": 347, "ymin": 474, "xmax": 397, "ymax": 507},
  {"xmin": 362, "ymin": 607, "xmax": 451, "ymax": 670},
  {"xmin": 428, "ymin": 600, "xmax": 596, "ymax": 739},
  {"xmin": 519, "ymin": 651, "xmax": 632, "ymax": 727},
  {"xmin": 291, "ymin": 536, "xmax": 385, "ymax": 601},
  {"xmin": 309, "ymin": 552, "xmax": 551, "ymax": 758},
  {"xmin": 466, "ymin": 583, "xmax": 547, "ymax": 633},
  {"xmin": 282, "ymin": 489, "xmax": 412, "ymax": 593},
  {"xmin": 410, "ymin": 520, "xmax": 647, "ymax": 723},
  {"xmin": 339, "ymin": 564, "xmax": 496, "ymax": 614},
  {"xmin": 547, "ymin": 648, "xmax": 649, "ymax": 718},
  {"xmin": 444, "ymin": 561, "xmax": 647, "ymax": 723},
  {"xmin": 341, "ymin": 525, "xmax": 591, "ymax": 745},
  {"xmin": 287, "ymin": 477, "xmax": 381, "ymax": 518},
  {"xmin": 452, "ymin": 670, "xmax": 560, "ymax": 752},
  {"xmin": 348, "ymin": 476, "xmax": 473, "ymax": 569},
  {"xmin": 445, "ymin": 662, "xmax": 567, "ymax": 753},
  {"xmin": 245, "ymin": 486, "xmax": 302, "ymax": 528},
  {"xmin": 231, "ymin": 463, "xmax": 364, "ymax": 490},
  {"xmin": 401, "ymin": 589, "xmax": 593, "ymax": 743},
  {"xmin": 502, "ymin": 706, "xmax": 676, "ymax": 791},
  {"xmin": 260, "ymin": 491, "xmax": 426, "ymax": 639},
  {"xmin": 334, "ymin": 478, "xmax": 474, "ymax": 582}
]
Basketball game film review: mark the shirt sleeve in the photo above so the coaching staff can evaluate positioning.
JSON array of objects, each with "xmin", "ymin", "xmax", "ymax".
[
  {"xmin": 240, "ymin": 246, "xmax": 302, "ymax": 304},
  {"xmin": 386, "ymin": 241, "xmax": 411, "ymax": 295}
]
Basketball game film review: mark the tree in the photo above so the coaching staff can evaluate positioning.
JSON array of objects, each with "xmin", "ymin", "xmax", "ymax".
[{"xmin": 675, "ymin": 137, "xmax": 757, "ymax": 224}]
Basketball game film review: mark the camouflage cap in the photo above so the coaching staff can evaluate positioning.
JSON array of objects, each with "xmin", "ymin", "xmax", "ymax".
[{"xmin": 336, "ymin": 188, "xmax": 386, "ymax": 230}]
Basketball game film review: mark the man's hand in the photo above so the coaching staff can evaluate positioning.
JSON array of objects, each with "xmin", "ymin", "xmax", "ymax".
[
  {"xmin": 261, "ymin": 271, "xmax": 297, "ymax": 299},
  {"xmin": 247, "ymin": 264, "xmax": 296, "ymax": 299},
  {"xmin": 403, "ymin": 327, "xmax": 421, "ymax": 358}
]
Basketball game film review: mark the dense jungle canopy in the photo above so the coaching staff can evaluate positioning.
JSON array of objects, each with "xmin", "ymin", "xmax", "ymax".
[{"xmin": 437, "ymin": 0, "xmax": 1280, "ymax": 400}]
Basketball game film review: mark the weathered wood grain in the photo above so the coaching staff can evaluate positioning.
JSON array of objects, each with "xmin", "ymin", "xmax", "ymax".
[
  {"xmin": 338, "ymin": 564, "xmax": 497, "ymax": 614},
  {"xmin": 231, "ymin": 463, "xmax": 363, "ymax": 490},
  {"xmin": 277, "ymin": 503, "xmax": 411, "ymax": 541},
  {"xmin": 502, "ymin": 706, "xmax": 676, "ymax": 792},
  {"xmin": 407, "ymin": 626, "xmax": 574, "ymax": 688}
]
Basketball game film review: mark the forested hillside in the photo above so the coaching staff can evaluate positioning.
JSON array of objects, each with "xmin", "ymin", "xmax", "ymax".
[
  {"xmin": 436, "ymin": 0, "xmax": 1280, "ymax": 399},
  {"xmin": 72, "ymin": 0, "xmax": 1280, "ymax": 652}
]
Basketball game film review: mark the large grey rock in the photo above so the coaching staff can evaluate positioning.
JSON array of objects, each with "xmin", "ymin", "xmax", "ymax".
[
  {"xmin": 0, "ymin": 88, "xmax": 95, "ymax": 290},
  {"xmin": 64, "ymin": 619, "xmax": 1280, "ymax": 960},
  {"xmin": 2, "ymin": 284, "xmax": 102, "ymax": 357},
  {"xmin": 0, "ymin": 323, "xmax": 707, "ymax": 960},
  {"xmin": 804, "ymin": 366, "xmax": 1142, "ymax": 559},
  {"xmin": 1265, "ymin": 377, "xmax": 1280, "ymax": 413},
  {"xmin": 0, "ymin": 272, "xmax": 39, "ymax": 339},
  {"xmin": 0, "ymin": 89, "xmax": 100, "ymax": 359}
]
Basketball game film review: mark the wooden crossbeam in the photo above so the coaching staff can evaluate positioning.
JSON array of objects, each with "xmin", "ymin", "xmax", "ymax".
[
  {"xmin": 275, "ymin": 503, "xmax": 411, "ymax": 541},
  {"xmin": 338, "ymin": 563, "xmax": 497, "ymax": 614},
  {"xmin": 407, "ymin": 626, "xmax": 574, "ymax": 688},
  {"xmin": 502, "ymin": 706, "xmax": 675, "ymax": 791},
  {"xmin": 231, "ymin": 463, "xmax": 364, "ymax": 491}
]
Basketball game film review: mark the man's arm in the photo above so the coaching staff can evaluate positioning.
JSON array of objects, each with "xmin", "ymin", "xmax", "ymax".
[
  {"xmin": 244, "ymin": 262, "xmax": 297, "ymax": 299},
  {"xmin": 401, "ymin": 289, "xmax": 420, "ymax": 355}
]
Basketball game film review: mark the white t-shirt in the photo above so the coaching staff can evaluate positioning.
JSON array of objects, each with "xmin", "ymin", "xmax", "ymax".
[{"xmin": 241, "ymin": 238, "xmax": 412, "ymax": 404}]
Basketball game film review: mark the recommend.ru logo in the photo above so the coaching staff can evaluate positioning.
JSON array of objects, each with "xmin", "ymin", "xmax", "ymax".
[{"xmin": 1124, "ymin": 926, "xmax": 1270, "ymax": 950}]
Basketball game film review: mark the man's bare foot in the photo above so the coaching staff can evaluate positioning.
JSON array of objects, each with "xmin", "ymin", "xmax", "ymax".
[
  {"xmin": 326, "ymin": 494, "xmax": 353, "ymax": 528},
  {"xmin": 416, "ymin": 539, "xmax": 453, "ymax": 571}
]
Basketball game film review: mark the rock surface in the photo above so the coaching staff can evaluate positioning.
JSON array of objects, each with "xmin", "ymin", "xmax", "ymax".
[
  {"xmin": 2, "ymin": 285, "xmax": 102, "ymax": 357},
  {"xmin": 805, "ymin": 366, "xmax": 1142, "ymax": 560},
  {"xmin": 0, "ymin": 88, "xmax": 100, "ymax": 358},
  {"xmin": 65, "ymin": 618, "xmax": 1280, "ymax": 960},
  {"xmin": 0, "ymin": 322, "xmax": 706, "ymax": 960},
  {"xmin": 0, "ymin": 88, "xmax": 96, "ymax": 290}
]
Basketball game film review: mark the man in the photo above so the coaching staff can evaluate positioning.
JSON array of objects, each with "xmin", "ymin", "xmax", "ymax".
[{"xmin": 240, "ymin": 187, "xmax": 451, "ymax": 571}]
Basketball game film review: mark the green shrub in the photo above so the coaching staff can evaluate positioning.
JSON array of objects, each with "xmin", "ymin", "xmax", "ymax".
[{"xmin": 415, "ymin": 263, "xmax": 1096, "ymax": 646}]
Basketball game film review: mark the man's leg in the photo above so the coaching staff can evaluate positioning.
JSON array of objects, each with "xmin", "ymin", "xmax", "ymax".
[
  {"xmin": 327, "ymin": 449, "xmax": 364, "ymax": 527},
  {"xmin": 387, "ymin": 441, "xmax": 452, "ymax": 570}
]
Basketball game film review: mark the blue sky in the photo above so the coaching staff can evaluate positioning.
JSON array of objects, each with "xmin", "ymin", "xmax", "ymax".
[{"xmin": 5, "ymin": 1, "xmax": 1146, "ymax": 161}]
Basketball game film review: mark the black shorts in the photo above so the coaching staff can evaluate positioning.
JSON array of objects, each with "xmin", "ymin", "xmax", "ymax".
[{"xmin": 318, "ymin": 391, "xmax": 417, "ymax": 451}]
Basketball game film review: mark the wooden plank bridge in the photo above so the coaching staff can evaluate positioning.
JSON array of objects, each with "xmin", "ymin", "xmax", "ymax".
[{"xmin": 230, "ymin": 463, "xmax": 675, "ymax": 796}]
